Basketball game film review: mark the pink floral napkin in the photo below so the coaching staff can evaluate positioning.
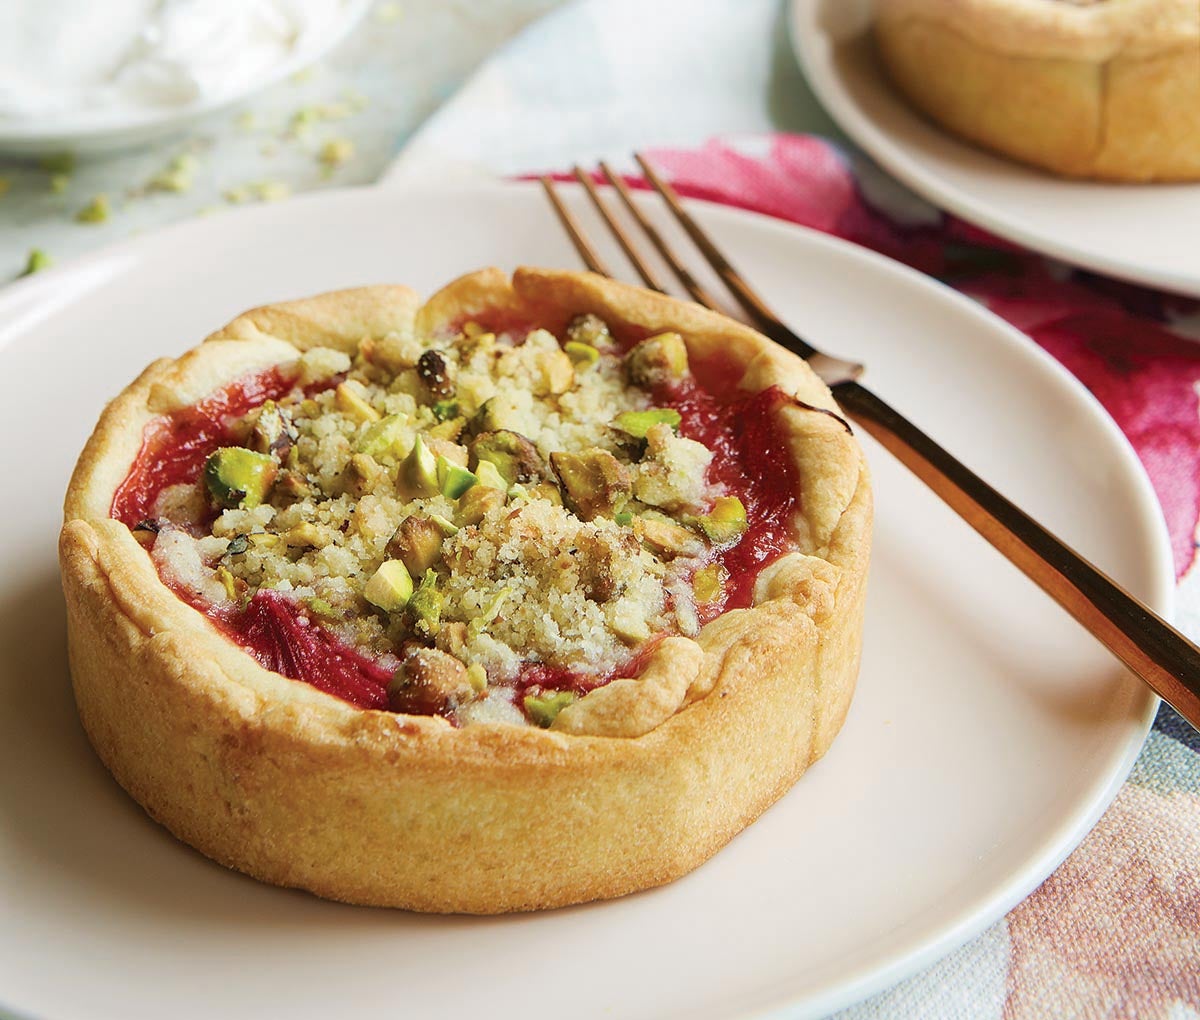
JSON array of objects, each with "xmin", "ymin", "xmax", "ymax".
[{"xmin": 572, "ymin": 135, "xmax": 1200, "ymax": 1017}]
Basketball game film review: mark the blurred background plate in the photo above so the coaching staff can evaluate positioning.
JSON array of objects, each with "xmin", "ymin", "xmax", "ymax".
[{"xmin": 790, "ymin": 0, "xmax": 1200, "ymax": 298}]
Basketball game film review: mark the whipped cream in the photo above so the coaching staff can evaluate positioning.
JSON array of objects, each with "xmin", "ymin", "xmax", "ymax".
[{"xmin": 0, "ymin": 0, "xmax": 352, "ymax": 125}]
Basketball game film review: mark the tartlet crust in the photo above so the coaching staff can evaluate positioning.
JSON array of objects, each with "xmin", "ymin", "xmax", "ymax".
[
  {"xmin": 59, "ymin": 268, "xmax": 872, "ymax": 913},
  {"xmin": 874, "ymin": 0, "xmax": 1200, "ymax": 181}
]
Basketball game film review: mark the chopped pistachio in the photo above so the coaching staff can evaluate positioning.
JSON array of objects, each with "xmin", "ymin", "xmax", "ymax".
[
  {"xmin": 397, "ymin": 434, "xmax": 439, "ymax": 501},
  {"xmin": 147, "ymin": 153, "xmax": 197, "ymax": 194},
  {"xmin": 416, "ymin": 349, "xmax": 454, "ymax": 398},
  {"xmin": 335, "ymin": 381, "xmax": 381, "ymax": 422},
  {"xmin": 247, "ymin": 400, "xmax": 297, "ymax": 458},
  {"xmin": 625, "ymin": 331, "xmax": 689, "ymax": 388},
  {"xmin": 564, "ymin": 340, "xmax": 599, "ymax": 368},
  {"xmin": 203, "ymin": 447, "xmax": 277, "ymax": 509},
  {"xmin": 524, "ymin": 690, "xmax": 577, "ymax": 728},
  {"xmin": 318, "ymin": 138, "xmax": 355, "ymax": 168},
  {"xmin": 550, "ymin": 448, "xmax": 632, "ymax": 521},
  {"xmin": 363, "ymin": 559, "xmax": 414, "ymax": 612},
  {"xmin": 338, "ymin": 452, "xmax": 384, "ymax": 496},
  {"xmin": 695, "ymin": 496, "xmax": 748, "ymax": 544},
  {"xmin": 223, "ymin": 186, "xmax": 250, "ymax": 204},
  {"xmin": 225, "ymin": 534, "xmax": 250, "ymax": 557},
  {"xmin": 251, "ymin": 180, "xmax": 290, "ymax": 202},
  {"xmin": 429, "ymin": 513, "xmax": 459, "ymax": 536},
  {"xmin": 613, "ymin": 408, "xmax": 682, "ymax": 439},
  {"xmin": 466, "ymin": 663, "xmax": 488, "ymax": 693},
  {"xmin": 692, "ymin": 563, "xmax": 728, "ymax": 604},
  {"xmin": 356, "ymin": 413, "xmax": 409, "ymax": 458},
  {"xmin": 474, "ymin": 459, "xmax": 507, "ymax": 492},
  {"xmin": 614, "ymin": 511, "xmax": 633, "ymax": 527},
  {"xmin": 215, "ymin": 566, "xmax": 239, "ymax": 602},
  {"xmin": 406, "ymin": 569, "xmax": 443, "ymax": 638},
  {"xmin": 635, "ymin": 515, "xmax": 704, "ymax": 558},
  {"xmin": 306, "ymin": 596, "xmax": 337, "ymax": 618},
  {"xmin": 49, "ymin": 174, "xmax": 69, "ymax": 194},
  {"xmin": 470, "ymin": 430, "xmax": 545, "ymax": 485},
  {"xmin": 75, "ymin": 194, "xmax": 111, "ymax": 224},
  {"xmin": 432, "ymin": 399, "xmax": 459, "ymax": 421},
  {"xmin": 385, "ymin": 514, "xmax": 445, "ymax": 576},
  {"xmin": 436, "ymin": 455, "xmax": 477, "ymax": 499},
  {"xmin": 565, "ymin": 312, "xmax": 614, "ymax": 349},
  {"xmin": 20, "ymin": 248, "xmax": 52, "ymax": 276},
  {"xmin": 457, "ymin": 484, "xmax": 505, "ymax": 526},
  {"xmin": 0, "ymin": 178, "xmax": 10, "ymax": 197}
]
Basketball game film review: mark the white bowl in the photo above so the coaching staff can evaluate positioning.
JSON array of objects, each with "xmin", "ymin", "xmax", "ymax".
[{"xmin": 0, "ymin": 0, "xmax": 372, "ymax": 158}]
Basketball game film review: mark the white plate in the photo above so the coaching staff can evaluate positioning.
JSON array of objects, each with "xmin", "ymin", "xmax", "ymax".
[
  {"xmin": 789, "ymin": 0, "xmax": 1200, "ymax": 298},
  {"xmin": 0, "ymin": 183, "xmax": 1167, "ymax": 1020},
  {"xmin": 0, "ymin": 0, "xmax": 371, "ymax": 157}
]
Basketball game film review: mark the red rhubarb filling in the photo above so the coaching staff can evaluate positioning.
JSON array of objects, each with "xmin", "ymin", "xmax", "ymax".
[{"xmin": 113, "ymin": 346, "xmax": 802, "ymax": 717}]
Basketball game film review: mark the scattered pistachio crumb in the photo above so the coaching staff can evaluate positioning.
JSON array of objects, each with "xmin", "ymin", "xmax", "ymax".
[
  {"xmin": 21, "ymin": 249, "xmax": 52, "ymax": 276},
  {"xmin": 223, "ymin": 185, "xmax": 250, "ymax": 204},
  {"xmin": 49, "ymin": 173, "xmax": 69, "ymax": 194},
  {"xmin": 39, "ymin": 152, "xmax": 75, "ymax": 175},
  {"xmin": 147, "ymin": 153, "xmax": 197, "ymax": 193},
  {"xmin": 319, "ymin": 138, "xmax": 354, "ymax": 168},
  {"xmin": 252, "ymin": 179, "xmax": 291, "ymax": 202},
  {"xmin": 0, "ymin": 178, "xmax": 11, "ymax": 197},
  {"xmin": 75, "ymin": 194, "xmax": 111, "ymax": 224}
]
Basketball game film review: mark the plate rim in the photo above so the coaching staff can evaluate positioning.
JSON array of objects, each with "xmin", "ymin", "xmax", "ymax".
[
  {"xmin": 787, "ymin": 0, "xmax": 1200, "ymax": 299},
  {"xmin": 0, "ymin": 180, "xmax": 1169, "ymax": 1020}
]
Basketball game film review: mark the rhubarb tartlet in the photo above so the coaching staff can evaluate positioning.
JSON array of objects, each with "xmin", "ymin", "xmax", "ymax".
[
  {"xmin": 59, "ymin": 267, "xmax": 872, "ymax": 913},
  {"xmin": 874, "ymin": 0, "xmax": 1200, "ymax": 181}
]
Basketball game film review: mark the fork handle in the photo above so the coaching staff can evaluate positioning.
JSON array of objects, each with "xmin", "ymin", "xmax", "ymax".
[{"xmin": 833, "ymin": 380, "xmax": 1200, "ymax": 729}]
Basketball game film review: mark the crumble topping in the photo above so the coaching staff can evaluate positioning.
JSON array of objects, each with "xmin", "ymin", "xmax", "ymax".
[{"xmin": 139, "ymin": 314, "xmax": 766, "ymax": 725}]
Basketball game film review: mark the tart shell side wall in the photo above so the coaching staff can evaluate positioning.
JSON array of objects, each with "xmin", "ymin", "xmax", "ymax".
[
  {"xmin": 60, "ymin": 470, "xmax": 869, "ymax": 913},
  {"xmin": 874, "ymin": 9, "xmax": 1200, "ymax": 182}
]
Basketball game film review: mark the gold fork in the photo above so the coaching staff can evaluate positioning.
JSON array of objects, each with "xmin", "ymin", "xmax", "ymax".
[{"xmin": 542, "ymin": 154, "xmax": 1200, "ymax": 732}]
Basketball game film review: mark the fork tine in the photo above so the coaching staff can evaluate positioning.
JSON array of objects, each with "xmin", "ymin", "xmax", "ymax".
[
  {"xmin": 540, "ymin": 176, "xmax": 614, "ymax": 278},
  {"xmin": 596, "ymin": 162, "xmax": 725, "ymax": 313},
  {"xmin": 572, "ymin": 167, "xmax": 668, "ymax": 293},
  {"xmin": 633, "ymin": 153, "xmax": 818, "ymax": 359}
]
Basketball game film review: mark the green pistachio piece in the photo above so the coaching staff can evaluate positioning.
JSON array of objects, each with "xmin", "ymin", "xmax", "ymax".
[
  {"xmin": 406, "ymin": 569, "xmax": 443, "ymax": 638},
  {"xmin": 457, "ymin": 484, "xmax": 505, "ymax": 526},
  {"xmin": 203, "ymin": 447, "xmax": 278, "ymax": 509},
  {"xmin": 436, "ymin": 455, "xmax": 478, "ymax": 498},
  {"xmin": 564, "ymin": 341, "xmax": 599, "ymax": 368},
  {"xmin": 614, "ymin": 511, "xmax": 634, "ymax": 527},
  {"xmin": 695, "ymin": 496, "xmax": 748, "ymax": 544},
  {"xmin": 363, "ymin": 559, "xmax": 413, "ymax": 612},
  {"xmin": 565, "ymin": 312, "xmax": 614, "ymax": 349},
  {"xmin": 467, "ymin": 587, "xmax": 511, "ymax": 640},
  {"xmin": 549, "ymin": 448, "xmax": 632, "ymax": 521},
  {"xmin": 524, "ymin": 690, "xmax": 578, "ymax": 728},
  {"xmin": 613, "ymin": 408, "xmax": 682, "ymax": 439},
  {"xmin": 469, "ymin": 430, "xmax": 545, "ymax": 485},
  {"xmin": 385, "ymin": 515, "xmax": 446, "ymax": 576},
  {"xmin": 397, "ymin": 434, "xmax": 439, "ymax": 501},
  {"xmin": 625, "ymin": 331, "xmax": 689, "ymax": 388},
  {"xmin": 474, "ymin": 459, "xmax": 507, "ymax": 492},
  {"xmin": 432, "ymin": 399, "xmax": 459, "ymax": 422},
  {"xmin": 335, "ymin": 382, "xmax": 381, "ymax": 423},
  {"xmin": 429, "ymin": 513, "xmax": 459, "ymax": 536},
  {"xmin": 356, "ymin": 413, "xmax": 409, "ymax": 459},
  {"xmin": 692, "ymin": 563, "xmax": 728, "ymax": 604}
]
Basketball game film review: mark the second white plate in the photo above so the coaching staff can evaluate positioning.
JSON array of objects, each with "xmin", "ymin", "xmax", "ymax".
[
  {"xmin": 790, "ymin": 0, "xmax": 1200, "ymax": 298},
  {"xmin": 0, "ymin": 182, "xmax": 1168, "ymax": 1019}
]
